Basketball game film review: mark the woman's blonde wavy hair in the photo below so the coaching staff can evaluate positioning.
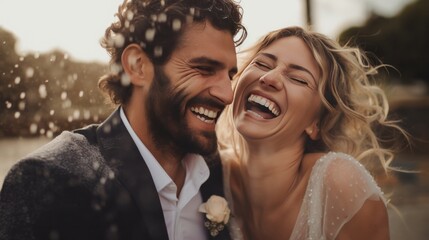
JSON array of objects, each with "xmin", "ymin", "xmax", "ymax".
[{"xmin": 217, "ymin": 26, "xmax": 408, "ymax": 171}]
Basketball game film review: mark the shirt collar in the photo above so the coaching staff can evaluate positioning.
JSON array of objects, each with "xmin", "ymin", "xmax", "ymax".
[{"xmin": 119, "ymin": 107, "xmax": 209, "ymax": 193}]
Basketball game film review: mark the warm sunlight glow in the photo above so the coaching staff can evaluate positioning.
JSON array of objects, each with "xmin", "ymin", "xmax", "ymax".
[{"xmin": 0, "ymin": 0, "xmax": 412, "ymax": 62}]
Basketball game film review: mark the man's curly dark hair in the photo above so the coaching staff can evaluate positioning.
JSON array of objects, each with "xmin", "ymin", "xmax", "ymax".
[{"xmin": 99, "ymin": 0, "xmax": 247, "ymax": 105}]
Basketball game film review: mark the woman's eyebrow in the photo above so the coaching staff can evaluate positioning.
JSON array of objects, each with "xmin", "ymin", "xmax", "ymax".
[
  {"xmin": 257, "ymin": 52, "xmax": 277, "ymax": 61},
  {"xmin": 258, "ymin": 52, "xmax": 316, "ymax": 82},
  {"xmin": 289, "ymin": 63, "xmax": 316, "ymax": 82}
]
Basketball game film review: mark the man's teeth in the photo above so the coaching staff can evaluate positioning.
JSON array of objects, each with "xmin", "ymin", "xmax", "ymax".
[
  {"xmin": 196, "ymin": 115, "xmax": 215, "ymax": 123},
  {"xmin": 190, "ymin": 106, "xmax": 218, "ymax": 123},
  {"xmin": 248, "ymin": 94, "xmax": 280, "ymax": 116}
]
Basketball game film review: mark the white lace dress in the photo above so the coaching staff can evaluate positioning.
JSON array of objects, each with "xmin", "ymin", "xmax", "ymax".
[{"xmin": 224, "ymin": 152, "xmax": 386, "ymax": 240}]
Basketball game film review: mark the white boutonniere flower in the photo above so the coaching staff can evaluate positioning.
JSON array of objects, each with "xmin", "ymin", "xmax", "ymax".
[{"xmin": 199, "ymin": 195, "xmax": 231, "ymax": 237}]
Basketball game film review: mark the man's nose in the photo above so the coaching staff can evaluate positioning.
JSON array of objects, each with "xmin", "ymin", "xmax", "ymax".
[{"xmin": 209, "ymin": 75, "xmax": 234, "ymax": 105}]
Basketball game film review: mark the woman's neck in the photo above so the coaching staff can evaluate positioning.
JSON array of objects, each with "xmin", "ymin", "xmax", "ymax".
[{"xmin": 242, "ymin": 143, "xmax": 304, "ymax": 211}]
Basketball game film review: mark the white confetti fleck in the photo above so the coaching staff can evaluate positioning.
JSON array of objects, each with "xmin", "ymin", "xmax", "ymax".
[
  {"xmin": 25, "ymin": 67, "xmax": 34, "ymax": 78},
  {"xmin": 121, "ymin": 74, "xmax": 130, "ymax": 86},
  {"xmin": 18, "ymin": 101, "xmax": 25, "ymax": 110},
  {"xmin": 172, "ymin": 19, "xmax": 181, "ymax": 31},
  {"xmin": 29, "ymin": 124, "xmax": 38, "ymax": 134},
  {"xmin": 73, "ymin": 110, "xmax": 80, "ymax": 119},
  {"xmin": 154, "ymin": 46, "xmax": 163, "ymax": 57},
  {"xmin": 39, "ymin": 84, "xmax": 47, "ymax": 98},
  {"xmin": 158, "ymin": 13, "xmax": 167, "ymax": 22},
  {"xmin": 61, "ymin": 92, "xmax": 67, "ymax": 100},
  {"xmin": 145, "ymin": 28, "xmax": 156, "ymax": 42},
  {"xmin": 114, "ymin": 34, "xmax": 125, "ymax": 48}
]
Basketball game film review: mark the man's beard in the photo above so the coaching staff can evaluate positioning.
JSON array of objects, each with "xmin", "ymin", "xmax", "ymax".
[{"xmin": 146, "ymin": 66, "xmax": 219, "ymax": 157}]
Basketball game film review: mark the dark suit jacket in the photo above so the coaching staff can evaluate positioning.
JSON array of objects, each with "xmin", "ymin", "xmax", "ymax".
[{"xmin": 0, "ymin": 109, "xmax": 231, "ymax": 240}]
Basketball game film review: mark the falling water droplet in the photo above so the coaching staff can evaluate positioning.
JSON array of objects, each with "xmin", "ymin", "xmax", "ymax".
[
  {"xmin": 5, "ymin": 101, "xmax": 12, "ymax": 109},
  {"xmin": 110, "ymin": 63, "xmax": 122, "ymax": 75},
  {"xmin": 114, "ymin": 34, "xmax": 125, "ymax": 48},
  {"xmin": 154, "ymin": 46, "xmax": 163, "ymax": 57},
  {"xmin": 73, "ymin": 110, "xmax": 80, "ymax": 119},
  {"xmin": 29, "ymin": 124, "xmax": 38, "ymax": 134},
  {"xmin": 158, "ymin": 13, "xmax": 167, "ymax": 22},
  {"xmin": 46, "ymin": 130, "xmax": 54, "ymax": 138},
  {"xmin": 92, "ymin": 161, "xmax": 100, "ymax": 170},
  {"xmin": 14, "ymin": 77, "xmax": 21, "ymax": 84},
  {"xmin": 83, "ymin": 110, "xmax": 91, "ymax": 120},
  {"xmin": 79, "ymin": 91, "xmax": 84, "ymax": 97},
  {"xmin": 14, "ymin": 112, "xmax": 21, "ymax": 119},
  {"xmin": 25, "ymin": 67, "xmax": 34, "ymax": 78},
  {"xmin": 120, "ymin": 74, "xmax": 130, "ymax": 86},
  {"xmin": 62, "ymin": 99, "xmax": 72, "ymax": 108},
  {"xmin": 126, "ymin": 10, "xmax": 134, "ymax": 21},
  {"xmin": 61, "ymin": 92, "xmax": 67, "ymax": 100},
  {"xmin": 20, "ymin": 92, "xmax": 26, "ymax": 99},
  {"xmin": 145, "ymin": 28, "xmax": 156, "ymax": 42},
  {"xmin": 18, "ymin": 101, "xmax": 25, "ymax": 110},
  {"xmin": 172, "ymin": 19, "xmax": 182, "ymax": 31},
  {"xmin": 39, "ymin": 84, "xmax": 47, "ymax": 99}
]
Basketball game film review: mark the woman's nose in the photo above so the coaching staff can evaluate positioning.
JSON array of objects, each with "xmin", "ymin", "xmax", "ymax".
[{"xmin": 259, "ymin": 70, "xmax": 283, "ymax": 90}]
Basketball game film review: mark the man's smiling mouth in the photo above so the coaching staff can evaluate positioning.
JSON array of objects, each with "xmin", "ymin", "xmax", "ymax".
[
  {"xmin": 190, "ymin": 106, "xmax": 219, "ymax": 124},
  {"xmin": 245, "ymin": 94, "xmax": 280, "ymax": 119}
]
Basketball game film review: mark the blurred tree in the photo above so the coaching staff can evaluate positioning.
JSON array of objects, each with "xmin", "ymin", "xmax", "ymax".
[
  {"xmin": 339, "ymin": 0, "xmax": 429, "ymax": 84},
  {"xmin": 305, "ymin": 0, "xmax": 312, "ymax": 28}
]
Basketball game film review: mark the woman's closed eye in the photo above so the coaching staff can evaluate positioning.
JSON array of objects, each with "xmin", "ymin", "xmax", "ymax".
[
  {"xmin": 288, "ymin": 76, "xmax": 308, "ymax": 85},
  {"xmin": 252, "ymin": 60, "xmax": 272, "ymax": 70}
]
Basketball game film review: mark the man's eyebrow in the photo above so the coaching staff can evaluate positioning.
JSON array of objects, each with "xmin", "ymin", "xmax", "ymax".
[
  {"xmin": 189, "ymin": 57, "xmax": 224, "ymax": 67},
  {"xmin": 258, "ymin": 52, "xmax": 316, "ymax": 82},
  {"xmin": 189, "ymin": 56, "xmax": 237, "ymax": 74}
]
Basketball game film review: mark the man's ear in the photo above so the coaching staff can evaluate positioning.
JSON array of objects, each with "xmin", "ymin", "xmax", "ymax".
[
  {"xmin": 121, "ymin": 43, "xmax": 154, "ymax": 87},
  {"xmin": 305, "ymin": 120, "xmax": 320, "ymax": 140}
]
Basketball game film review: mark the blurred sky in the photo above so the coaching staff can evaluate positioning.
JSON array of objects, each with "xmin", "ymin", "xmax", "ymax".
[{"xmin": 0, "ymin": 0, "xmax": 413, "ymax": 63}]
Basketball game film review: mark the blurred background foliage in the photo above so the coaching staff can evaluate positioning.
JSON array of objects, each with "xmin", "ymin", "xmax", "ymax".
[
  {"xmin": 339, "ymin": 0, "xmax": 429, "ymax": 83},
  {"xmin": 0, "ymin": 27, "xmax": 112, "ymax": 137},
  {"xmin": 339, "ymin": 0, "xmax": 429, "ymax": 153}
]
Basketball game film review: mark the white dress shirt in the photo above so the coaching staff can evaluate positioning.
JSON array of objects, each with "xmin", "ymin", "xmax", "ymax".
[{"xmin": 120, "ymin": 108, "xmax": 209, "ymax": 240}]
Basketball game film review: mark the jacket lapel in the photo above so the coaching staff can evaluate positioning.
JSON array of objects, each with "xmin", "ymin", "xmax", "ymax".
[
  {"xmin": 200, "ymin": 154, "xmax": 231, "ymax": 240},
  {"xmin": 96, "ymin": 109, "xmax": 168, "ymax": 240}
]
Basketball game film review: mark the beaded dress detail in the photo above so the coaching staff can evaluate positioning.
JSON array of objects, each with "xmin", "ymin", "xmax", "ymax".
[{"xmin": 224, "ymin": 152, "xmax": 385, "ymax": 240}]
